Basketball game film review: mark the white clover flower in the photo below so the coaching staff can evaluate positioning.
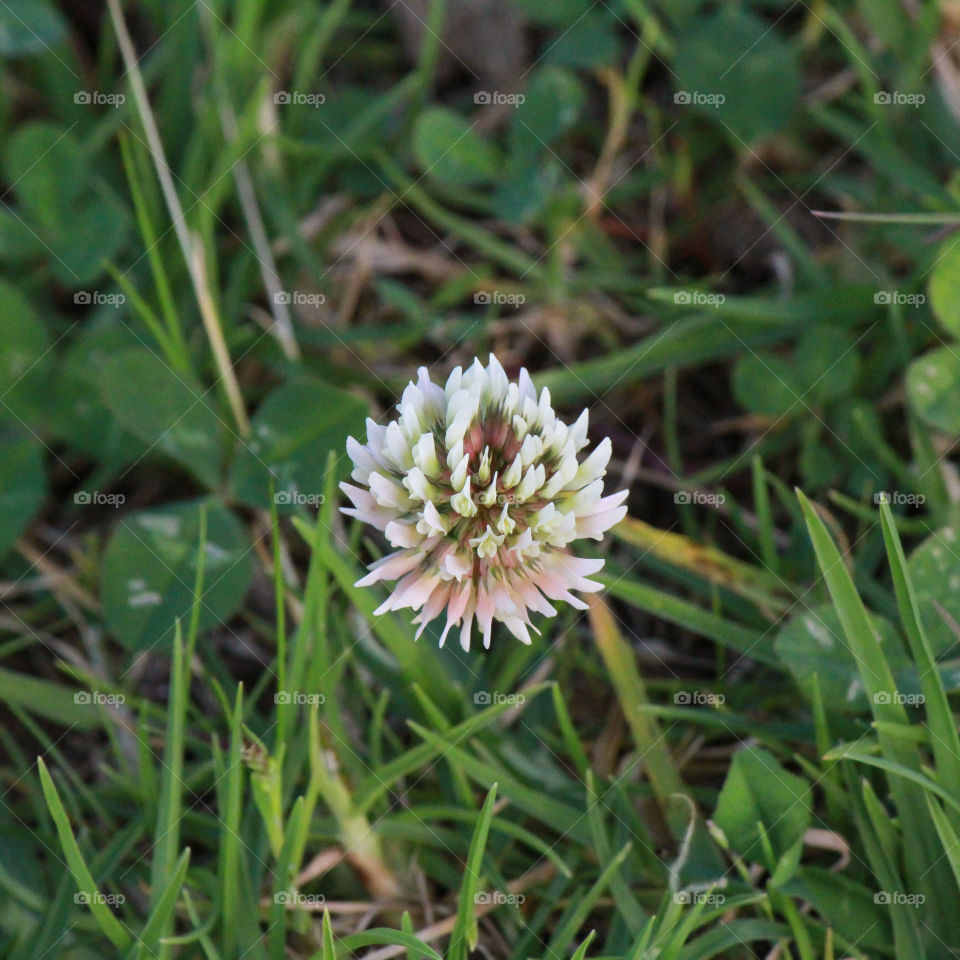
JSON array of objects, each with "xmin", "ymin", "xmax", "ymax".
[{"xmin": 341, "ymin": 355, "xmax": 628, "ymax": 651}]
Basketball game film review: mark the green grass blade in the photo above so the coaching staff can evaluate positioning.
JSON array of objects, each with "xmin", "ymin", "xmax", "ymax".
[
  {"xmin": 879, "ymin": 502, "xmax": 960, "ymax": 806},
  {"xmin": 551, "ymin": 682, "xmax": 590, "ymax": 779},
  {"xmin": 37, "ymin": 758, "xmax": 132, "ymax": 951},
  {"xmin": 407, "ymin": 723, "xmax": 587, "ymax": 840},
  {"xmin": 448, "ymin": 783, "xmax": 498, "ymax": 960},
  {"xmin": 798, "ymin": 490, "xmax": 955, "ymax": 928},
  {"xmin": 219, "ymin": 684, "xmax": 244, "ymax": 959},
  {"xmin": 0, "ymin": 669, "xmax": 102, "ymax": 729},
  {"xmin": 137, "ymin": 847, "xmax": 191, "ymax": 957},
  {"xmin": 823, "ymin": 744, "xmax": 960, "ymax": 817},
  {"xmin": 602, "ymin": 575, "xmax": 778, "ymax": 665},
  {"xmin": 588, "ymin": 596, "xmax": 684, "ymax": 836},
  {"xmin": 926, "ymin": 795, "xmax": 960, "ymax": 892},
  {"xmin": 570, "ymin": 930, "xmax": 597, "ymax": 960},
  {"xmin": 354, "ymin": 682, "xmax": 552, "ymax": 812},
  {"xmin": 340, "ymin": 930, "xmax": 443, "ymax": 960},
  {"xmin": 546, "ymin": 843, "xmax": 632, "ymax": 956},
  {"xmin": 797, "ymin": 490, "xmax": 904, "ymax": 713},
  {"xmin": 321, "ymin": 909, "xmax": 337, "ymax": 960},
  {"xmin": 150, "ymin": 621, "xmax": 188, "ymax": 905}
]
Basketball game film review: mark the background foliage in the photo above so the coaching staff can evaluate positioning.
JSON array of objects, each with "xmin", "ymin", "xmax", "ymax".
[{"xmin": 3, "ymin": 0, "xmax": 960, "ymax": 957}]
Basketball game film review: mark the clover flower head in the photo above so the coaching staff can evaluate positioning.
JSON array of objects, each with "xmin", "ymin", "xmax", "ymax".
[{"xmin": 341, "ymin": 355, "xmax": 628, "ymax": 651}]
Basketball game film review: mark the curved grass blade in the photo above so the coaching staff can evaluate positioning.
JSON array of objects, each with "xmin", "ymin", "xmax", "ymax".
[
  {"xmin": 879, "ymin": 503, "xmax": 960, "ymax": 810},
  {"xmin": 37, "ymin": 758, "xmax": 132, "ymax": 951},
  {"xmin": 448, "ymin": 783, "xmax": 498, "ymax": 960}
]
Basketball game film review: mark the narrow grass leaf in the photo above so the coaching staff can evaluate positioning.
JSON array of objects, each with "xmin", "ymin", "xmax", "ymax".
[
  {"xmin": 824, "ymin": 745, "xmax": 960, "ymax": 818},
  {"xmin": 136, "ymin": 847, "xmax": 191, "ymax": 957},
  {"xmin": 879, "ymin": 503, "xmax": 960, "ymax": 808},
  {"xmin": 448, "ymin": 783, "xmax": 498, "ymax": 960},
  {"xmin": 340, "ymin": 930, "xmax": 443, "ymax": 960},
  {"xmin": 926, "ymin": 795, "xmax": 960, "ymax": 893},
  {"xmin": 588, "ymin": 596, "xmax": 684, "ymax": 833},
  {"xmin": 546, "ymin": 843, "xmax": 632, "ymax": 956},
  {"xmin": 354, "ymin": 683, "xmax": 551, "ymax": 813},
  {"xmin": 37, "ymin": 758, "xmax": 132, "ymax": 951}
]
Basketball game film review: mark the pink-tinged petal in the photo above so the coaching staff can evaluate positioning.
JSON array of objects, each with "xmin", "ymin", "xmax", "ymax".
[
  {"xmin": 372, "ymin": 570, "xmax": 418, "ymax": 611},
  {"xmin": 550, "ymin": 554, "xmax": 606, "ymax": 580},
  {"xmin": 345, "ymin": 436, "xmax": 382, "ymax": 482},
  {"xmin": 486, "ymin": 353, "xmax": 509, "ymax": 398},
  {"xmin": 447, "ymin": 580, "xmax": 472, "ymax": 623},
  {"xmin": 443, "ymin": 551, "xmax": 471, "ymax": 580},
  {"xmin": 420, "ymin": 500, "xmax": 449, "ymax": 535},
  {"xmin": 531, "ymin": 568, "xmax": 589, "ymax": 610},
  {"xmin": 383, "ymin": 421, "xmax": 411, "ymax": 468},
  {"xmin": 355, "ymin": 550, "xmax": 421, "ymax": 587},
  {"xmin": 576, "ymin": 504, "xmax": 628, "ymax": 540},
  {"xmin": 375, "ymin": 571, "xmax": 440, "ymax": 615},
  {"xmin": 438, "ymin": 581, "xmax": 471, "ymax": 648},
  {"xmin": 438, "ymin": 618, "xmax": 455, "ymax": 647},
  {"xmin": 579, "ymin": 488, "xmax": 629, "ymax": 516},
  {"xmin": 416, "ymin": 366, "xmax": 446, "ymax": 410},
  {"xmin": 385, "ymin": 520, "xmax": 423, "ymax": 548},
  {"xmin": 567, "ymin": 409, "xmax": 589, "ymax": 451},
  {"xmin": 489, "ymin": 581, "xmax": 518, "ymax": 617},
  {"xmin": 368, "ymin": 472, "xmax": 413, "ymax": 510},
  {"xmin": 517, "ymin": 367, "xmax": 537, "ymax": 402},
  {"xmin": 444, "ymin": 365, "xmax": 463, "ymax": 398},
  {"xmin": 568, "ymin": 478, "xmax": 605, "ymax": 512},
  {"xmin": 340, "ymin": 484, "xmax": 395, "ymax": 531},
  {"xmin": 340, "ymin": 484, "xmax": 396, "ymax": 530},
  {"xmin": 339, "ymin": 481, "xmax": 377, "ymax": 511},
  {"xmin": 549, "ymin": 588, "xmax": 590, "ymax": 611},
  {"xmin": 509, "ymin": 528, "xmax": 534, "ymax": 555},
  {"xmin": 341, "ymin": 508, "xmax": 392, "ymax": 532},
  {"xmin": 502, "ymin": 616, "xmax": 532, "ymax": 645},
  {"xmin": 404, "ymin": 575, "xmax": 442, "ymax": 611},
  {"xmin": 569, "ymin": 437, "xmax": 612, "ymax": 488},
  {"xmin": 513, "ymin": 578, "xmax": 557, "ymax": 618},
  {"xmin": 364, "ymin": 417, "xmax": 387, "ymax": 450},
  {"xmin": 574, "ymin": 577, "xmax": 604, "ymax": 594},
  {"xmin": 459, "ymin": 608, "xmax": 475, "ymax": 652},
  {"xmin": 475, "ymin": 586, "xmax": 495, "ymax": 639},
  {"xmin": 419, "ymin": 584, "xmax": 452, "ymax": 627}
]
